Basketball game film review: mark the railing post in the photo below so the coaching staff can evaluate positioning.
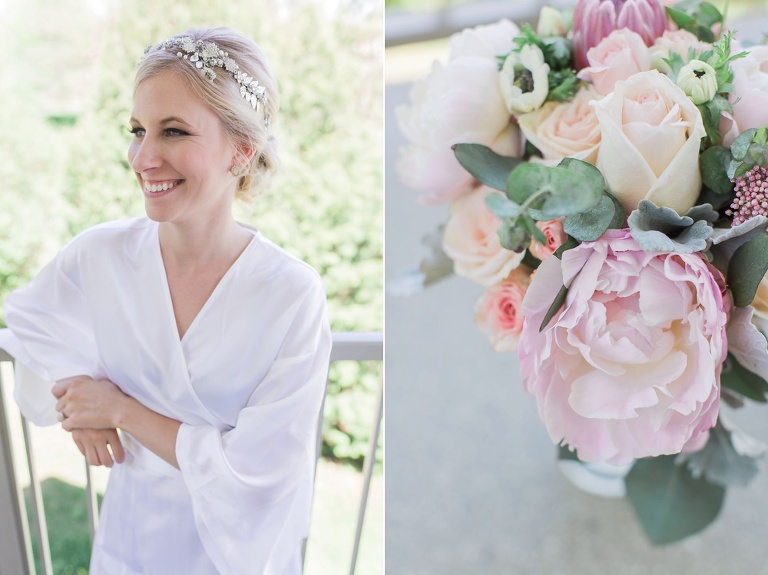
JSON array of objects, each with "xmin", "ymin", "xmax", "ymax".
[{"xmin": 0, "ymin": 352, "xmax": 34, "ymax": 575}]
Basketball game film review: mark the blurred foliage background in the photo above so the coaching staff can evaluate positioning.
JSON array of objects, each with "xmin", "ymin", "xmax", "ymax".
[{"xmin": 0, "ymin": 0, "xmax": 382, "ymax": 469}]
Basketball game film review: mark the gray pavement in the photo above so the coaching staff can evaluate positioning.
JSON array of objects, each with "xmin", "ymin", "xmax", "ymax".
[{"xmin": 385, "ymin": 71, "xmax": 768, "ymax": 574}]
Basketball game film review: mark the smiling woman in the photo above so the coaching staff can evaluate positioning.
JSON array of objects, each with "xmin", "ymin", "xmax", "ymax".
[{"xmin": 0, "ymin": 26, "xmax": 331, "ymax": 575}]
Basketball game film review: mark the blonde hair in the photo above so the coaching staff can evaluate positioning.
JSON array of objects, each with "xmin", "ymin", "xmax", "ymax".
[{"xmin": 135, "ymin": 27, "xmax": 279, "ymax": 201}]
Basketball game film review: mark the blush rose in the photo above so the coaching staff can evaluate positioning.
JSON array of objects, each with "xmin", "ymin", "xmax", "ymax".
[{"xmin": 577, "ymin": 29, "xmax": 651, "ymax": 96}]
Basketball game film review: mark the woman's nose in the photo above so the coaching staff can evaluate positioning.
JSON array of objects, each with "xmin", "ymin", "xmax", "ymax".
[{"xmin": 128, "ymin": 137, "xmax": 162, "ymax": 173}]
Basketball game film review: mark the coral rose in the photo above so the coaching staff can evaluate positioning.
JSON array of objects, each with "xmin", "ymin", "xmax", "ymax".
[
  {"xmin": 528, "ymin": 219, "xmax": 567, "ymax": 261},
  {"xmin": 518, "ymin": 229, "xmax": 729, "ymax": 464},
  {"xmin": 474, "ymin": 266, "xmax": 533, "ymax": 352},
  {"xmin": 442, "ymin": 186, "xmax": 525, "ymax": 286},
  {"xmin": 396, "ymin": 20, "xmax": 521, "ymax": 204},
  {"xmin": 593, "ymin": 70, "xmax": 706, "ymax": 215}
]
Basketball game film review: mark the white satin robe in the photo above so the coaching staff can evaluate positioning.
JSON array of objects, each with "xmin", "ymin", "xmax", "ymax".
[{"xmin": 0, "ymin": 217, "xmax": 331, "ymax": 575}]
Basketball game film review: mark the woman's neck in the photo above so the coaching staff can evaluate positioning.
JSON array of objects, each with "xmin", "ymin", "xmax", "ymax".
[{"xmin": 157, "ymin": 214, "xmax": 252, "ymax": 270}]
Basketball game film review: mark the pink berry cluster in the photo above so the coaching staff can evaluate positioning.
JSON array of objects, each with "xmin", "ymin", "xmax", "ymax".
[{"xmin": 726, "ymin": 165, "xmax": 768, "ymax": 226}]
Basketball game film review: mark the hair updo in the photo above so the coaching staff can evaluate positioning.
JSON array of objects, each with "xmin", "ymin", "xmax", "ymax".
[{"xmin": 134, "ymin": 27, "xmax": 279, "ymax": 201}]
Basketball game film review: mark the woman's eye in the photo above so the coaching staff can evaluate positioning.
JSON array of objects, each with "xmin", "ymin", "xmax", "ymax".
[
  {"xmin": 128, "ymin": 126, "xmax": 145, "ymax": 137},
  {"xmin": 165, "ymin": 128, "xmax": 188, "ymax": 137}
]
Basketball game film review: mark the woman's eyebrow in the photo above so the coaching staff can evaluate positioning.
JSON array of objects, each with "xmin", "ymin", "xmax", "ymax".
[{"xmin": 128, "ymin": 116, "xmax": 193, "ymax": 127}]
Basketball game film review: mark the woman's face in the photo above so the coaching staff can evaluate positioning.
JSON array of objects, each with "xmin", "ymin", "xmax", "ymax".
[{"xmin": 128, "ymin": 69, "xmax": 238, "ymax": 226}]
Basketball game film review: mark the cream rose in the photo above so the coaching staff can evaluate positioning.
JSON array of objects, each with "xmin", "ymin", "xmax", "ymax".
[
  {"xmin": 518, "ymin": 86, "xmax": 601, "ymax": 166},
  {"xmin": 593, "ymin": 70, "xmax": 706, "ymax": 215},
  {"xmin": 442, "ymin": 186, "xmax": 525, "ymax": 286}
]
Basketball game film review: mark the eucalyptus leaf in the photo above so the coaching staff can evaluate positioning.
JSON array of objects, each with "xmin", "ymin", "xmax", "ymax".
[
  {"xmin": 522, "ymin": 213, "xmax": 547, "ymax": 246},
  {"xmin": 699, "ymin": 145, "xmax": 734, "ymax": 194},
  {"xmin": 453, "ymin": 143, "xmax": 522, "ymax": 192},
  {"xmin": 485, "ymin": 192, "xmax": 521, "ymax": 219},
  {"xmin": 557, "ymin": 157, "xmax": 606, "ymax": 191},
  {"xmin": 538, "ymin": 167, "xmax": 602, "ymax": 218},
  {"xmin": 564, "ymin": 192, "xmax": 624, "ymax": 242},
  {"xmin": 626, "ymin": 456, "xmax": 725, "ymax": 545},
  {"xmin": 497, "ymin": 218, "xmax": 529, "ymax": 253},
  {"xmin": 507, "ymin": 163, "xmax": 551, "ymax": 206},
  {"xmin": 727, "ymin": 233, "xmax": 768, "ymax": 306},
  {"xmin": 730, "ymin": 128, "xmax": 758, "ymax": 161}
]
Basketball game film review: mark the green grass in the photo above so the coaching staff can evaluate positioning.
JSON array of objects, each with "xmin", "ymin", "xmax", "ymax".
[
  {"xmin": 24, "ymin": 478, "xmax": 95, "ymax": 575},
  {"xmin": 23, "ymin": 461, "xmax": 382, "ymax": 575}
]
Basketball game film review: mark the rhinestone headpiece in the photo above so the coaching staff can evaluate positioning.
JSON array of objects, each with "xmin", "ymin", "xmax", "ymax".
[{"xmin": 142, "ymin": 36, "xmax": 271, "ymax": 129}]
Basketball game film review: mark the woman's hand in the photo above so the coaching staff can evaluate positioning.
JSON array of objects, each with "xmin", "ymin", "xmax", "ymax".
[
  {"xmin": 52, "ymin": 375, "xmax": 129, "ymax": 431},
  {"xmin": 71, "ymin": 428, "xmax": 126, "ymax": 467}
]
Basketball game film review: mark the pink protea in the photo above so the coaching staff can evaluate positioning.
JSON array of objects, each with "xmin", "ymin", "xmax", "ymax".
[
  {"xmin": 572, "ymin": 0, "xmax": 668, "ymax": 70},
  {"xmin": 725, "ymin": 165, "xmax": 768, "ymax": 226}
]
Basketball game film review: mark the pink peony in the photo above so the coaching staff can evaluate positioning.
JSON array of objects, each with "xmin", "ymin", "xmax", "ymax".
[
  {"xmin": 729, "ymin": 46, "xmax": 768, "ymax": 139},
  {"xmin": 529, "ymin": 219, "xmax": 567, "ymax": 261},
  {"xmin": 577, "ymin": 29, "xmax": 651, "ymax": 96},
  {"xmin": 396, "ymin": 20, "xmax": 521, "ymax": 204},
  {"xmin": 518, "ymin": 229, "xmax": 729, "ymax": 464},
  {"xmin": 474, "ymin": 266, "xmax": 533, "ymax": 352}
]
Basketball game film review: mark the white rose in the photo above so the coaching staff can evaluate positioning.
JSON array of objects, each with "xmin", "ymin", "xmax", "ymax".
[
  {"xmin": 498, "ymin": 44, "xmax": 550, "ymax": 115},
  {"xmin": 593, "ymin": 70, "xmax": 706, "ymax": 214},
  {"xmin": 442, "ymin": 186, "xmax": 524, "ymax": 286}
]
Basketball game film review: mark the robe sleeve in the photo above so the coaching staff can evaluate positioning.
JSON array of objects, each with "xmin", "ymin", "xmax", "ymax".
[
  {"xmin": 0, "ymin": 240, "xmax": 101, "ymax": 425},
  {"xmin": 175, "ymin": 279, "xmax": 332, "ymax": 575}
]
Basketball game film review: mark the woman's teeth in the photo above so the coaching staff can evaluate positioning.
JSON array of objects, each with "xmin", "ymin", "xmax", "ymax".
[{"xmin": 144, "ymin": 180, "xmax": 181, "ymax": 193}]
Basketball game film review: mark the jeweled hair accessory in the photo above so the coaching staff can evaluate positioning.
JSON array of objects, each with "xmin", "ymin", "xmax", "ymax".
[{"xmin": 141, "ymin": 36, "xmax": 271, "ymax": 128}]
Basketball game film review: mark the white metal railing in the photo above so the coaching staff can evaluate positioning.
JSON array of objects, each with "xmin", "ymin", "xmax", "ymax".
[
  {"xmin": 0, "ymin": 331, "xmax": 383, "ymax": 575},
  {"xmin": 384, "ymin": 0, "xmax": 574, "ymax": 46}
]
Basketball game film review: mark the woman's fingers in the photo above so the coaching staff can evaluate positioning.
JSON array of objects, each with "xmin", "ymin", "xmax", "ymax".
[
  {"xmin": 107, "ymin": 431, "xmax": 126, "ymax": 463},
  {"xmin": 71, "ymin": 429, "xmax": 125, "ymax": 467}
]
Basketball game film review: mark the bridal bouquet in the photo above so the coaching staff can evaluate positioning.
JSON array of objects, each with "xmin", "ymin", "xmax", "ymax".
[{"xmin": 397, "ymin": 0, "xmax": 768, "ymax": 543}]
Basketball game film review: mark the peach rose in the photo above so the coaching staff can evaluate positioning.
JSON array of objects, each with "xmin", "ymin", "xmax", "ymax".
[
  {"xmin": 577, "ymin": 29, "xmax": 651, "ymax": 96},
  {"xmin": 593, "ymin": 70, "xmax": 706, "ymax": 215},
  {"xmin": 528, "ymin": 219, "xmax": 567, "ymax": 261},
  {"xmin": 442, "ymin": 186, "xmax": 525, "ymax": 286},
  {"xmin": 474, "ymin": 266, "xmax": 533, "ymax": 352},
  {"xmin": 396, "ymin": 20, "xmax": 522, "ymax": 204},
  {"xmin": 518, "ymin": 86, "xmax": 601, "ymax": 166}
]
